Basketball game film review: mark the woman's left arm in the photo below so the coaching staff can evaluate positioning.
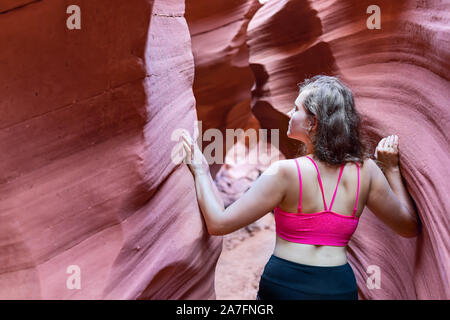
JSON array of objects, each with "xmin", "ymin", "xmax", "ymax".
[{"xmin": 181, "ymin": 131, "xmax": 286, "ymax": 236}]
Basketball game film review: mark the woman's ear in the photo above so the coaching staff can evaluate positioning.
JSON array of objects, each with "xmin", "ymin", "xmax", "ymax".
[{"xmin": 309, "ymin": 116, "xmax": 318, "ymax": 132}]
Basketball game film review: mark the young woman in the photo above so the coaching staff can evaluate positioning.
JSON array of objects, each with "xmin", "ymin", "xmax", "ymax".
[{"xmin": 181, "ymin": 75, "xmax": 420, "ymax": 300}]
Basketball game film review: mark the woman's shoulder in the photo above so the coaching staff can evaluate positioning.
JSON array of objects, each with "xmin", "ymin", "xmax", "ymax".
[
  {"xmin": 265, "ymin": 158, "xmax": 306, "ymax": 176},
  {"xmin": 277, "ymin": 157, "xmax": 316, "ymax": 176}
]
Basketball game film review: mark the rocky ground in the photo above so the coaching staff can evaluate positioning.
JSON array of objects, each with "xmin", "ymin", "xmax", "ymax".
[{"xmin": 214, "ymin": 213, "xmax": 275, "ymax": 300}]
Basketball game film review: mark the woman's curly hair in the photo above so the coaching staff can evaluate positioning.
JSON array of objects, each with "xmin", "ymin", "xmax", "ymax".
[{"xmin": 297, "ymin": 75, "xmax": 371, "ymax": 166}]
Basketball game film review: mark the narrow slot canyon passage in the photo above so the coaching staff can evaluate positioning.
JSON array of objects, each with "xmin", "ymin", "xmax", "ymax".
[{"xmin": 0, "ymin": 0, "xmax": 448, "ymax": 300}]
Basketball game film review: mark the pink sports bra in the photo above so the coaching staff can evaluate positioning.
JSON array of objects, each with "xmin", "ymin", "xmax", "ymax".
[{"xmin": 274, "ymin": 155, "xmax": 360, "ymax": 247}]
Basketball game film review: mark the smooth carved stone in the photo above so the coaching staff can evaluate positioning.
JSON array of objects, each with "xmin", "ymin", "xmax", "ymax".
[
  {"xmin": 0, "ymin": 0, "xmax": 221, "ymax": 299},
  {"xmin": 246, "ymin": 0, "xmax": 449, "ymax": 299},
  {"xmin": 185, "ymin": 0, "xmax": 262, "ymax": 178}
]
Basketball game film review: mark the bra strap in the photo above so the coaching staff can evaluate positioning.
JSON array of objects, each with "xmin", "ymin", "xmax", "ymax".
[
  {"xmin": 305, "ymin": 156, "xmax": 327, "ymax": 211},
  {"xmin": 328, "ymin": 165, "xmax": 345, "ymax": 211},
  {"xmin": 353, "ymin": 162, "xmax": 360, "ymax": 216},
  {"xmin": 294, "ymin": 158, "xmax": 302, "ymax": 212}
]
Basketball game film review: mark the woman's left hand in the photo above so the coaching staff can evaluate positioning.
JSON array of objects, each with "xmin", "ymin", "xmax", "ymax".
[{"xmin": 181, "ymin": 130, "xmax": 206, "ymax": 176}]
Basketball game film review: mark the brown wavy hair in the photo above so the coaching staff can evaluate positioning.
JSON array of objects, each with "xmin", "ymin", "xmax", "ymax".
[{"xmin": 297, "ymin": 75, "xmax": 371, "ymax": 167}]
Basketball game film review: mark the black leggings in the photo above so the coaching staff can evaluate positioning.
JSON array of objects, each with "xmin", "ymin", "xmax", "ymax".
[{"xmin": 257, "ymin": 254, "xmax": 358, "ymax": 300}]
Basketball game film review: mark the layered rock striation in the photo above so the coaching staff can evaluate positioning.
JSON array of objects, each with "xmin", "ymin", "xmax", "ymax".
[{"xmin": 0, "ymin": 0, "xmax": 221, "ymax": 299}]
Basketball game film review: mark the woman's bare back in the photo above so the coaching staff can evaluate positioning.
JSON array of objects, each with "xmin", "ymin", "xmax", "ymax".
[{"xmin": 273, "ymin": 155, "xmax": 371, "ymax": 266}]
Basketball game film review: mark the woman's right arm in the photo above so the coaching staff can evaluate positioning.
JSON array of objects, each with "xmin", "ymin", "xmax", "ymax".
[{"xmin": 366, "ymin": 135, "xmax": 420, "ymax": 238}]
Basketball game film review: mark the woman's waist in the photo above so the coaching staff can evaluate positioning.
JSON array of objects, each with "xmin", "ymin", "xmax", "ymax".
[{"xmin": 274, "ymin": 235, "xmax": 348, "ymax": 266}]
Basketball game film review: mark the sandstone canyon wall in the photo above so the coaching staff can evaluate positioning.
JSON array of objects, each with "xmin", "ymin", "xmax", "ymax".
[
  {"xmin": 0, "ymin": 0, "xmax": 221, "ymax": 299},
  {"xmin": 245, "ymin": 0, "xmax": 449, "ymax": 299},
  {"xmin": 187, "ymin": 0, "xmax": 449, "ymax": 299},
  {"xmin": 0, "ymin": 0, "xmax": 448, "ymax": 300},
  {"xmin": 185, "ymin": 0, "xmax": 266, "ymax": 178}
]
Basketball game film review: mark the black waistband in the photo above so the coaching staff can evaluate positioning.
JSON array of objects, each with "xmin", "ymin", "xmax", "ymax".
[{"xmin": 269, "ymin": 254, "xmax": 350, "ymax": 271}]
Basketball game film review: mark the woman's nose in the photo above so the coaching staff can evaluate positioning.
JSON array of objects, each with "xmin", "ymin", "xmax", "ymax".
[{"xmin": 287, "ymin": 109, "xmax": 294, "ymax": 118}]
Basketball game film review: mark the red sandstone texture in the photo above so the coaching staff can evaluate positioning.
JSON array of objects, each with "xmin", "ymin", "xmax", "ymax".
[
  {"xmin": 1, "ymin": 0, "xmax": 449, "ymax": 300},
  {"xmin": 185, "ymin": 0, "xmax": 264, "ymax": 178},
  {"xmin": 189, "ymin": 0, "xmax": 449, "ymax": 299},
  {"xmin": 0, "ymin": 0, "xmax": 221, "ymax": 299}
]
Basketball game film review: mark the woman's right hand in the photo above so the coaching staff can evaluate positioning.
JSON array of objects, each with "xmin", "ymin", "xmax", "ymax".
[{"xmin": 374, "ymin": 135, "xmax": 399, "ymax": 171}]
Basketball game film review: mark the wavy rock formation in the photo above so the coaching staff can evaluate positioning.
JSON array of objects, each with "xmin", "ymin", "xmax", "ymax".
[
  {"xmin": 0, "ymin": 0, "xmax": 221, "ymax": 299},
  {"xmin": 246, "ymin": 0, "xmax": 449, "ymax": 299},
  {"xmin": 1, "ymin": 0, "xmax": 448, "ymax": 300},
  {"xmin": 185, "ymin": 0, "xmax": 263, "ymax": 177}
]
